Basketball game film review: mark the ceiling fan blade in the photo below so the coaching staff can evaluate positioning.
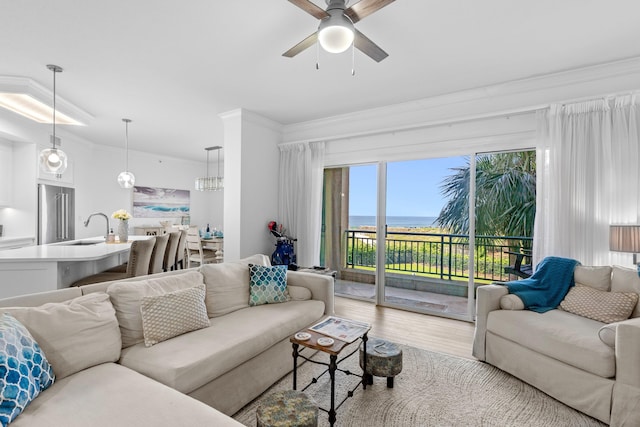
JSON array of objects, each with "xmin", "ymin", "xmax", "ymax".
[
  {"xmin": 283, "ymin": 32, "xmax": 319, "ymax": 58},
  {"xmin": 345, "ymin": 0, "xmax": 396, "ymax": 23},
  {"xmin": 288, "ymin": 0, "xmax": 329, "ymax": 20},
  {"xmin": 354, "ymin": 29, "xmax": 388, "ymax": 62}
]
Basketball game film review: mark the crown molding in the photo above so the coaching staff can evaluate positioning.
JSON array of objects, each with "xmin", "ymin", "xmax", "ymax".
[
  {"xmin": 0, "ymin": 76, "xmax": 94, "ymax": 125},
  {"xmin": 283, "ymin": 56, "xmax": 640, "ymax": 144},
  {"xmin": 219, "ymin": 108, "xmax": 283, "ymax": 134}
]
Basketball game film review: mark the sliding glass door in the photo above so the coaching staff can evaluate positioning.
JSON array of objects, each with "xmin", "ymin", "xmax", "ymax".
[
  {"xmin": 381, "ymin": 157, "xmax": 472, "ymax": 319},
  {"xmin": 324, "ymin": 149, "xmax": 535, "ymax": 321}
]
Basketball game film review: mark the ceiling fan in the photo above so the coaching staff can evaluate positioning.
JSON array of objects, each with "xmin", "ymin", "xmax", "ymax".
[{"xmin": 283, "ymin": 0, "xmax": 395, "ymax": 63}]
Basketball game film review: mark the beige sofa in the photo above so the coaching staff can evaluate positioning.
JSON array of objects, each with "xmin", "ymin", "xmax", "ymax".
[
  {"xmin": 473, "ymin": 265, "xmax": 640, "ymax": 426},
  {"xmin": 0, "ymin": 255, "xmax": 334, "ymax": 426}
]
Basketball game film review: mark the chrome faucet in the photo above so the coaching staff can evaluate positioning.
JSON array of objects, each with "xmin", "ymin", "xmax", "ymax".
[{"xmin": 84, "ymin": 212, "xmax": 109, "ymax": 240}]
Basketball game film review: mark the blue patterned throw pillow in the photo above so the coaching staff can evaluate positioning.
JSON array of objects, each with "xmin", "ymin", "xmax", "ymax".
[
  {"xmin": 248, "ymin": 264, "xmax": 291, "ymax": 306},
  {"xmin": 0, "ymin": 314, "xmax": 55, "ymax": 426}
]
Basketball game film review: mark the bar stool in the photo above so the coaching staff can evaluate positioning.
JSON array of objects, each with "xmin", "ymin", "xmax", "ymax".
[
  {"xmin": 148, "ymin": 233, "xmax": 169, "ymax": 274},
  {"xmin": 72, "ymin": 238, "xmax": 156, "ymax": 286},
  {"xmin": 163, "ymin": 231, "xmax": 180, "ymax": 271}
]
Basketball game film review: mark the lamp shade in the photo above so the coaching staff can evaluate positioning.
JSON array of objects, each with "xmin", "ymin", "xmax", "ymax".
[
  {"xmin": 609, "ymin": 225, "xmax": 640, "ymax": 252},
  {"xmin": 318, "ymin": 12, "xmax": 354, "ymax": 53}
]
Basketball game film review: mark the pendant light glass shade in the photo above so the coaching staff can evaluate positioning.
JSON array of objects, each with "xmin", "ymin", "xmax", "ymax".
[
  {"xmin": 39, "ymin": 65, "xmax": 68, "ymax": 174},
  {"xmin": 118, "ymin": 118, "xmax": 135, "ymax": 189},
  {"xmin": 39, "ymin": 146, "xmax": 68, "ymax": 174},
  {"xmin": 195, "ymin": 146, "xmax": 223, "ymax": 191}
]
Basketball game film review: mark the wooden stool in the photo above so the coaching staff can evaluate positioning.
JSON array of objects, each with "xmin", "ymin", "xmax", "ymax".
[
  {"xmin": 359, "ymin": 337, "xmax": 403, "ymax": 388},
  {"xmin": 256, "ymin": 390, "xmax": 318, "ymax": 427}
]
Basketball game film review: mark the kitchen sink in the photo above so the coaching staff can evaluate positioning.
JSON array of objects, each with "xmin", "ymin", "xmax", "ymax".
[{"xmin": 61, "ymin": 241, "xmax": 104, "ymax": 246}]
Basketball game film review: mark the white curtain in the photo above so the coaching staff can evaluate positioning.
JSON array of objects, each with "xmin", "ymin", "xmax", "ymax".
[
  {"xmin": 534, "ymin": 95, "xmax": 640, "ymax": 266},
  {"xmin": 278, "ymin": 142, "xmax": 325, "ymax": 267}
]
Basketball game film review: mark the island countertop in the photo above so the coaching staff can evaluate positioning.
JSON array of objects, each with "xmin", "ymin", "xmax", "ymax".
[
  {"xmin": 0, "ymin": 236, "xmax": 153, "ymax": 298},
  {"xmin": 0, "ymin": 236, "xmax": 150, "ymax": 262}
]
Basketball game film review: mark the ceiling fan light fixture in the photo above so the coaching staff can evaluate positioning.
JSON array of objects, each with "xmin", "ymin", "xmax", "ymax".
[{"xmin": 318, "ymin": 12, "xmax": 354, "ymax": 53}]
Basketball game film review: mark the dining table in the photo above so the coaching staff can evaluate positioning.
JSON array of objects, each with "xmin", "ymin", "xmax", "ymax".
[{"xmin": 200, "ymin": 237, "xmax": 224, "ymax": 261}]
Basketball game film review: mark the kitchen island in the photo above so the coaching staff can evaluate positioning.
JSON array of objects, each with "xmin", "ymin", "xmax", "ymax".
[{"xmin": 0, "ymin": 236, "xmax": 151, "ymax": 299}]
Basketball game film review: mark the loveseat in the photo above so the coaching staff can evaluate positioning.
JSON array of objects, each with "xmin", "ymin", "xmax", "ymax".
[
  {"xmin": 473, "ymin": 265, "xmax": 640, "ymax": 426},
  {"xmin": 0, "ymin": 254, "xmax": 334, "ymax": 426}
]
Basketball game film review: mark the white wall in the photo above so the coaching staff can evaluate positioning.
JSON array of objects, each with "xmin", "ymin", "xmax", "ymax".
[
  {"xmin": 0, "ymin": 108, "xmax": 222, "ymax": 241},
  {"xmin": 220, "ymin": 109, "xmax": 281, "ymax": 260}
]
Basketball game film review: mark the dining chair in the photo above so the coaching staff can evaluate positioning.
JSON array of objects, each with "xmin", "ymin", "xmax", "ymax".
[
  {"xmin": 174, "ymin": 229, "xmax": 187, "ymax": 270},
  {"xmin": 72, "ymin": 238, "xmax": 156, "ymax": 286},
  {"xmin": 163, "ymin": 231, "xmax": 181, "ymax": 271},
  {"xmin": 149, "ymin": 233, "xmax": 170, "ymax": 274},
  {"xmin": 186, "ymin": 233, "xmax": 217, "ymax": 268}
]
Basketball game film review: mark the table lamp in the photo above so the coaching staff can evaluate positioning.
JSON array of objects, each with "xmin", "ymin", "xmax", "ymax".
[{"xmin": 610, "ymin": 224, "xmax": 640, "ymax": 276}]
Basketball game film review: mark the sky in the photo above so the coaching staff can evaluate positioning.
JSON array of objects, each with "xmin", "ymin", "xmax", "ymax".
[{"xmin": 349, "ymin": 156, "xmax": 468, "ymax": 217}]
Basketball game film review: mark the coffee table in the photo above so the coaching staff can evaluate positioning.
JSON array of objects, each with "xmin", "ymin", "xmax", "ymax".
[{"xmin": 290, "ymin": 324, "xmax": 370, "ymax": 427}]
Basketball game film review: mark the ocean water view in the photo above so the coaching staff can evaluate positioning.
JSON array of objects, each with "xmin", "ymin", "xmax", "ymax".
[{"xmin": 349, "ymin": 215, "xmax": 437, "ymax": 228}]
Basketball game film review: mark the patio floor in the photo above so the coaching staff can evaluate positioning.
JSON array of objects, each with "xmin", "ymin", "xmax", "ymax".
[{"xmin": 335, "ymin": 279, "xmax": 470, "ymax": 316}]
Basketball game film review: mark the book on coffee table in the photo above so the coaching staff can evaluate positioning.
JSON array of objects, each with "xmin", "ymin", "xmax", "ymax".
[{"xmin": 309, "ymin": 316, "xmax": 371, "ymax": 343}]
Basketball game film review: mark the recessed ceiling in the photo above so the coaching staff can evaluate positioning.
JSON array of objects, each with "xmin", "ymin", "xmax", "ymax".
[{"xmin": 1, "ymin": 0, "xmax": 639, "ymax": 161}]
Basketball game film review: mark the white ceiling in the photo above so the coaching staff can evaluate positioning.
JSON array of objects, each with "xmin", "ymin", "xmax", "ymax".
[{"xmin": 2, "ymin": 0, "xmax": 640, "ymax": 161}]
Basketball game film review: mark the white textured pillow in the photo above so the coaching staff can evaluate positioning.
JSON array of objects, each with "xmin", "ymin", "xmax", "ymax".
[
  {"xmin": 140, "ymin": 284, "xmax": 210, "ymax": 347},
  {"xmin": 107, "ymin": 271, "xmax": 205, "ymax": 347},
  {"xmin": 611, "ymin": 265, "xmax": 640, "ymax": 318},
  {"xmin": 288, "ymin": 285, "xmax": 312, "ymax": 301},
  {"xmin": 560, "ymin": 284, "xmax": 638, "ymax": 323},
  {"xmin": 500, "ymin": 294, "xmax": 525, "ymax": 310},
  {"xmin": 1, "ymin": 293, "xmax": 121, "ymax": 379},
  {"xmin": 574, "ymin": 266, "xmax": 612, "ymax": 291}
]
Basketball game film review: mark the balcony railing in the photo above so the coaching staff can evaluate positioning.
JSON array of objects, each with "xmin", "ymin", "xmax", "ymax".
[{"xmin": 345, "ymin": 229, "xmax": 533, "ymax": 282}]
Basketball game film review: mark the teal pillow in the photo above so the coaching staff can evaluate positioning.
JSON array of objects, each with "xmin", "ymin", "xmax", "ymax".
[
  {"xmin": 249, "ymin": 264, "xmax": 290, "ymax": 306},
  {"xmin": 0, "ymin": 314, "xmax": 55, "ymax": 426}
]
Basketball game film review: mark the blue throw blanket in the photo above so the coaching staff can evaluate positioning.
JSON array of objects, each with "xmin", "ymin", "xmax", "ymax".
[{"xmin": 506, "ymin": 256, "xmax": 580, "ymax": 313}]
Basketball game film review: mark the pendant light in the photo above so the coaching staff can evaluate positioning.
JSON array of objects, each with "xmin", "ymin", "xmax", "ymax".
[
  {"xmin": 39, "ymin": 64, "xmax": 68, "ymax": 174},
  {"xmin": 117, "ymin": 118, "xmax": 135, "ymax": 188},
  {"xmin": 195, "ymin": 146, "xmax": 223, "ymax": 191}
]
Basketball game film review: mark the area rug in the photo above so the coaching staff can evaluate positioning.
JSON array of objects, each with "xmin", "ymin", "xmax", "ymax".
[{"xmin": 233, "ymin": 343, "xmax": 605, "ymax": 427}]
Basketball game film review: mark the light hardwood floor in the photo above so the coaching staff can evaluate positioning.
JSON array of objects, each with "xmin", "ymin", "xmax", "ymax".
[{"xmin": 334, "ymin": 296, "xmax": 476, "ymax": 359}]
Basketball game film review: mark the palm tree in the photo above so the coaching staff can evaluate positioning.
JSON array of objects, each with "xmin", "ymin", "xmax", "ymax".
[{"xmin": 436, "ymin": 151, "xmax": 536, "ymax": 246}]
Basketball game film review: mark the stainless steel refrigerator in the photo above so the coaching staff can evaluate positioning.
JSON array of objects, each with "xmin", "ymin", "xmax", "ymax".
[{"xmin": 38, "ymin": 184, "xmax": 75, "ymax": 244}]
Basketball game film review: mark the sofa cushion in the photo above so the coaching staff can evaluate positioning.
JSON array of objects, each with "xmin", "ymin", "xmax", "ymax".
[
  {"xmin": 248, "ymin": 264, "xmax": 290, "ymax": 306},
  {"xmin": 107, "ymin": 271, "xmax": 204, "ymax": 347},
  {"xmin": 560, "ymin": 284, "xmax": 638, "ymax": 323},
  {"xmin": 9, "ymin": 363, "xmax": 241, "ymax": 427},
  {"xmin": 119, "ymin": 300, "xmax": 325, "ymax": 394},
  {"xmin": 200, "ymin": 255, "xmax": 270, "ymax": 318},
  {"xmin": 140, "ymin": 284, "xmax": 210, "ymax": 347},
  {"xmin": 1, "ymin": 293, "xmax": 121, "ymax": 380},
  {"xmin": 487, "ymin": 309, "xmax": 615, "ymax": 378},
  {"xmin": 288, "ymin": 285, "xmax": 312, "ymax": 301},
  {"xmin": 574, "ymin": 265, "xmax": 612, "ymax": 291},
  {"xmin": 611, "ymin": 265, "xmax": 640, "ymax": 318},
  {"xmin": 0, "ymin": 314, "xmax": 55, "ymax": 426}
]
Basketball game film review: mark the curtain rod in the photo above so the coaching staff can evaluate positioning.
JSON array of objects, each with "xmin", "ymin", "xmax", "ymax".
[{"xmin": 279, "ymin": 89, "xmax": 640, "ymax": 147}]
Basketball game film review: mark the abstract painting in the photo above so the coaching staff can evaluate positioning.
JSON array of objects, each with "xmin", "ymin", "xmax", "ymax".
[{"xmin": 133, "ymin": 186, "xmax": 190, "ymax": 218}]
